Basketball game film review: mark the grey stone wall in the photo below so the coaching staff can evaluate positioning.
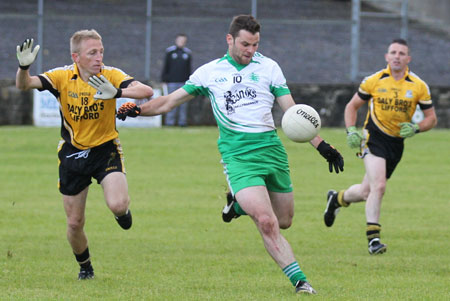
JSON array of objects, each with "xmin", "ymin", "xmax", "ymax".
[
  {"xmin": 2, "ymin": 0, "xmax": 450, "ymax": 86},
  {"xmin": 2, "ymin": 81, "xmax": 449, "ymax": 128},
  {"xmin": 368, "ymin": 0, "xmax": 450, "ymax": 36},
  {"xmin": 286, "ymin": 84, "xmax": 450, "ymax": 129},
  {"xmin": 0, "ymin": 80, "xmax": 33, "ymax": 125}
]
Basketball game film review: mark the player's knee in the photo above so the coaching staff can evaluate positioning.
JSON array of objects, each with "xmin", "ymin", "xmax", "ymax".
[
  {"xmin": 108, "ymin": 197, "xmax": 129, "ymax": 216},
  {"xmin": 373, "ymin": 181, "xmax": 386, "ymax": 196},
  {"xmin": 67, "ymin": 217, "xmax": 85, "ymax": 232},
  {"xmin": 257, "ymin": 214, "xmax": 279, "ymax": 236}
]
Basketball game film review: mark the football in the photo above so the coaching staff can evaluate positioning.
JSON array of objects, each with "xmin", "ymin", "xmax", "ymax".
[{"xmin": 281, "ymin": 104, "xmax": 321, "ymax": 142}]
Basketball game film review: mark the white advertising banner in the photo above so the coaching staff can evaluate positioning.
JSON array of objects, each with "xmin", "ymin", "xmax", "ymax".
[
  {"xmin": 33, "ymin": 89, "xmax": 61, "ymax": 126},
  {"xmin": 33, "ymin": 89, "xmax": 162, "ymax": 127}
]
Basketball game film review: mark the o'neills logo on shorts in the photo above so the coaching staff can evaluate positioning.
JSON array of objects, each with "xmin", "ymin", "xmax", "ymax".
[{"xmin": 296, "ymin": 109, "xmax": 320, "ymax": 128}]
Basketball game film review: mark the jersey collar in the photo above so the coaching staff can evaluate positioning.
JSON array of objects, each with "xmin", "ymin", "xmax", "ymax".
[
  {"xmin": 73, "ymin": 63, "xmax": 105, "ymax": 81},
  {"xmin": 385, "ymin": 64, "xmax": 410, "ymax": 81},
  {"xmin": 222, "ymin": 51, "xmax": 257, "ymax": 71}
]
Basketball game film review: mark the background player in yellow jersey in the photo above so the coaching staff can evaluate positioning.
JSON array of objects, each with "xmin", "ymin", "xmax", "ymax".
[
  {"xmin": 324, "ymin": 38, "xmax": 437, "ymax": 254},
  {"xmin": 15, "ymin": 29, "xmax": 153, "ymax": 279}
]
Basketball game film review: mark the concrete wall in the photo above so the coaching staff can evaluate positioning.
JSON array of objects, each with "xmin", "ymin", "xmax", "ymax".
[{"xmin": 2, "ymin": 81, "xmax": 449, "ymax": 128}]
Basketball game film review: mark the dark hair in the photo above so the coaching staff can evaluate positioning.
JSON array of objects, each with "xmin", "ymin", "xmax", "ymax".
[
  {"xmin": 391, "ymin": 38, "xmax": 408, "ymax": 46},
  {"xmin": 176, "ymin": 33, "xmax": 187, "ymax": 38},
  {"xmin": 228, "ymin": 15, "xmax": 260, "ymax": 38}
]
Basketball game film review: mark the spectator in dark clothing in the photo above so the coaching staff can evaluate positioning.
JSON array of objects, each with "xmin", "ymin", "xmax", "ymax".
[{"xmin": 161, "ymin": 34, "xmax": 192, "ymax": 126}]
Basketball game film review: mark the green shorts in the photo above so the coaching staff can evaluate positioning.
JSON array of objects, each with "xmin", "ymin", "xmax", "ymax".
[{"xmin": 221, "ymin": 145, "xmax": 292, "ymax": 194}]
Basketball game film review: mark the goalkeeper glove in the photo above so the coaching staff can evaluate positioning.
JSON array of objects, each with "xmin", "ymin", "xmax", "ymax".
[
  {"xmin": 117, "ymin": 102, "xmax": 141, "ymax": 121},
  {"xmin": 88, "ymin": 75, "xmax": 122, "ymax": 100},
  {"xmin": 399, "ymin": 122, "xmax": 419, "ymax": 138},
  {"xmin": 317, "ymin": 141, "xmax": 344, "ymax": 174},
  {"xmin": 16, "ymin": 38, "xmax": 40, "ymax": 70},
  {"xmin": 346, "ymin": 126, "xmax": 363, "ymax": 149}
]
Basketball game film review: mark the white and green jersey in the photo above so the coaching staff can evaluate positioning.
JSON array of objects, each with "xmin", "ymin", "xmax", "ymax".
[{"xmin": 183, "ymin": 52, "xmax": 291, "ymax": 157}]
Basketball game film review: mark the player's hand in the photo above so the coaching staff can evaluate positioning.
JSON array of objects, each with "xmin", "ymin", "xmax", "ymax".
[
  {"xmin": 16, "ymin": 38, "xmax": 40, "ymax": 70},
  {"xmin": 346, "ymin": 126, "xmax": 363, "ymax": 149},
  {"xmin": 399, "ymin": 122, "xmax": 419, "ymax": 138},
  {"xmin": 117, "ymin": 102, "xmax": 141, "ymax": 121},
  {"xmin": 88, "ymin": 75, "xmax": 122, "ymax": 100},
  {"xmin": 317, "ymin": 140, "xmax": 344, "ymax": 173}
]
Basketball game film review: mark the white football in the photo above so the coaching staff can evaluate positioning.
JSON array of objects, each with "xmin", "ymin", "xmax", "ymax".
[{"xmin": 281, "ymin": 104, "xmax": 321, "ymax": 143}]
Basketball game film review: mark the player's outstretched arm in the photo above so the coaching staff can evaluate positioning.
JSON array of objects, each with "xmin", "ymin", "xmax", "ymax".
[
  {"xmin": 117, "ymin": 87, "xmax": 194, "ymax": 121},
  {"xmin": 16, "ymin": 38, "xmax": 43, "ymax": 90}
]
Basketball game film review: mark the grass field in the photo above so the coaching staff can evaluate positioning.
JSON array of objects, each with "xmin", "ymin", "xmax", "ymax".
[{"xmin": 1, "ymin": 126, "xmax": 449, "ymax": 300}]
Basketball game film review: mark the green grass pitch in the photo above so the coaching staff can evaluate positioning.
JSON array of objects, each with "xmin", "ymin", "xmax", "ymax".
[{"xmin": 1, "ymin": 126, "xmax": 449, "ymax": 300}]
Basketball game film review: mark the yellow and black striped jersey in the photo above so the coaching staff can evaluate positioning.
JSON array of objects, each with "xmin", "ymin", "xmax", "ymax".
[
  {"xmin": 38, "ymin": 63, "xmax": 133, "ymax": 149},
  {"xmin": 358, "ymin": 65, "xmax": 432, "ymax": 137}
]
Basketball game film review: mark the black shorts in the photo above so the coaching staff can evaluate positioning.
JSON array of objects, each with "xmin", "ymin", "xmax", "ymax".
[
  {"xmin": 364, "ymin": 124, "xmax": 404, "ymax": 179},
  {"xmin": 58, "ymin": 139, "xmax": 125, "ymax": 195}
]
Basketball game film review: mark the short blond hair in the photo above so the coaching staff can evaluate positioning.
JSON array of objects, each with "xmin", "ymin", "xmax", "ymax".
[{"xmin": 70, "ymin": 29, "xmax": 102, "ymax": 54}]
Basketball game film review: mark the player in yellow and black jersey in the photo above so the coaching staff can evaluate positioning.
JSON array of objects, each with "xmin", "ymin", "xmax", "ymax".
[
  {"xmin": 323, "ymin": 39, "xmax": 437, "ymax": 255},
  {"xmin": 15, "ymin": 29, "xmax": 153, "ymax": 279},
  {"xmin": 39, "ymin": 64, "xmax": 134, "ymax": 149}
]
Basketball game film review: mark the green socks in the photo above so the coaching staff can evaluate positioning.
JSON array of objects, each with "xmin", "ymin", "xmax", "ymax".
[{"xmin": 283, "ymin": 261, "xmax": 307, "ymax": 286}]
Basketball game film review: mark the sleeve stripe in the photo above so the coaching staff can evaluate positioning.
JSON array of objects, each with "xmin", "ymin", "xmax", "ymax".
[
  {"xmin": 419, "ymin": 103, "xmax": 433, "ymax": 110},
  {"xmin": 357, "ymin": 90, "xmax": 371, "ymax": 101},
  {"xmin": 37, "ymin": 75, "xmax": 60, "ymax": 99},
  {"xmin": 119, "ymin": 78, "xmax": 134, "ymax": 89}
]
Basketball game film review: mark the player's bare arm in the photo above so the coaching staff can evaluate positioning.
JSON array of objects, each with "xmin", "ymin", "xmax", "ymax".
[
  {"xmin": 344, "ymin": 92, "xmax": 365, "ymax": 128},
  {"xmin": 343, "ymin": 93, "xmax": 365, "ymax": 148},
  {"xmin": 118, "ymin": 87, "xmax": 194, "ymax": 121},
  {"xmin": 121, "ymin": 80, "xmax": 154, "ymax": 100},
  {"xmin": 16, "ymin": 71, "xmax": 43, "ymax": 91},
  {"xmin": 276, "ymin": 94, "xmax": 296, "ymax": 112},
  {"xmin": 418, "ymin": 107, "xmax": 437, "ymax": 132},
  {"xmin": 142, "ymin": 87, "xmax": 194, "ymax": 116}
]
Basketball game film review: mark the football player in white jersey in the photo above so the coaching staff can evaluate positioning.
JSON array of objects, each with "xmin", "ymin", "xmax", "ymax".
[{"xmin": 118, "ymin": 15, "xmax": 344, "ymax": 295}]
